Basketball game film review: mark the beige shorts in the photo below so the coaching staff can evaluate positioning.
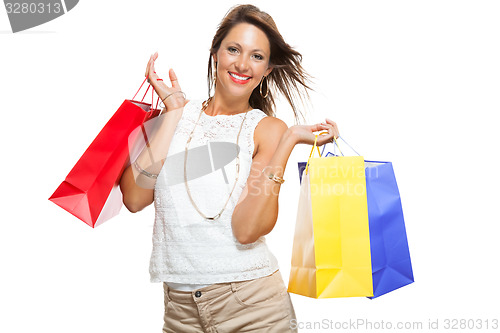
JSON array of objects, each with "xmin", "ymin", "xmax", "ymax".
[{"xmin": 162, "ymin": 269, "xmax": 298, "ymax": 332}]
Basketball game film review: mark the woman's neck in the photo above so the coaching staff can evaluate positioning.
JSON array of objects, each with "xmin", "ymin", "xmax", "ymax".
[{"xmin": 207, "ymin": 90, "xmax": 252, "ymax": 116}]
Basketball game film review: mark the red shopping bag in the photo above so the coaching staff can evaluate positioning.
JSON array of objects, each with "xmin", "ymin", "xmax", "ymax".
[{"xmin": 49, "ymin": 78, "xmax": 162, "ymax": 227}]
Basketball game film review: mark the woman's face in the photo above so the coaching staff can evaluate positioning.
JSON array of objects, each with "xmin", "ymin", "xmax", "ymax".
[{"xmin": 214, "ymin": 22, "xmax": 273, "ymax": 99}]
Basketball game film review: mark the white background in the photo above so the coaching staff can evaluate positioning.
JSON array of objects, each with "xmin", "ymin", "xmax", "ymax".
[{"xmin": 1, "ymin": 1, "xmax": 499, "ymax": 332}]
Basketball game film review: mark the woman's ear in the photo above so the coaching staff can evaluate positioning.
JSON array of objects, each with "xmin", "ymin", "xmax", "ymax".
[{"xmin": 265, "ymin": 66, "xmax": 273, "ymax": 77}]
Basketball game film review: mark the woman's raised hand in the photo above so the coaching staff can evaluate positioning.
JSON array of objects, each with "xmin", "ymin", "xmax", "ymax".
[
  {"xmin": 291, "ymin": 118, "xmax": 340, "ymax": 146},
  {"xmin": 145, "ymin": 52, "xmax": 186, "ymax": 110}
]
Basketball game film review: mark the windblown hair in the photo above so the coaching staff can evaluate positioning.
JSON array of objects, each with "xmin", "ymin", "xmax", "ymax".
[{"xmin": 208, "ymin": 4, "xmax": 312, "ymax": 124}]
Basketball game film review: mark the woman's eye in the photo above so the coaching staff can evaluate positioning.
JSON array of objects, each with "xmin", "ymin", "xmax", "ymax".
[
  {"xmin": 253, "ymin": 54, "xmax": 264, "ymax": 60},
  {"xmin": 228, "ymin": 47, "xmax": 238, "ymax": 53}
]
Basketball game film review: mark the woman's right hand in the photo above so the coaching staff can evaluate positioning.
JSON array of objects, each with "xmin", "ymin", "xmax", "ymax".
[
  {"xmin": 145, "ymin": 52, "xmax": 187, "ymax": 110},
  {"xmin": 290, "ymin": 118, "xmax": 340, "ymax": 146}
]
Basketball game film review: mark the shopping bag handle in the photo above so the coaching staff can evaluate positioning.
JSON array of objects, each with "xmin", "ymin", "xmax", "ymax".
[
  {"xmin": 132, "ymin": 77, "xmax": 164, "ymax": 161},
  {"xmin": 304, "ymin": 131, "xmax": 341, "ymax": 175},
  {"xmin": 323, "ymin": 136, "xmax": 361, "ymax": 158},
  {"xmin": 132, "ymin": 77, "xmax": 162, "ymax": 109}
]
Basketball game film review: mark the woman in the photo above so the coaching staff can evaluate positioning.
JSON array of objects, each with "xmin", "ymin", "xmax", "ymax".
[{"xmin": 120, "ymin": 4, "xmax": 339, "ymax": 332}]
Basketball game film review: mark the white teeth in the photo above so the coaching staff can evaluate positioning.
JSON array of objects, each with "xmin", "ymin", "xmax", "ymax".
[{"xmin": 229, "ymin": 72, "xmax": 250, "ymax": 80}]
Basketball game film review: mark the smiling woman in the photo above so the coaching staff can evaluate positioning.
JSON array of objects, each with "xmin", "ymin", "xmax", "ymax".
[
  {"xmin": 208, "ymin": 22, "xmax": 273, "ymax": 108},
  {"xmin": 118, "ymin": 4, "xmax": 340, "ymax": 333},
  {"xmin": 207, "ymin": 5, "xmax": 314, "ymax": 122}
]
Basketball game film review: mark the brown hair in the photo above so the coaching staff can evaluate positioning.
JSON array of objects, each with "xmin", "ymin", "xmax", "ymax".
[{"xmin": 208, "ymin": 4, "xmax": 312, "ymax": 124}]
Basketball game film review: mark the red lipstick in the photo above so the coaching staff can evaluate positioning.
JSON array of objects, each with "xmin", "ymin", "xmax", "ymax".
[{"xmin": 228, "ymin": 71, "xmax": 251, "ymax": 85}]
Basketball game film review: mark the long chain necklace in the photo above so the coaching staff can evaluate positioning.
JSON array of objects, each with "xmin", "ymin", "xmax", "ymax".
[{"xmin": 184, "ymin": 98, "xmax": 250, "ymax": 220}]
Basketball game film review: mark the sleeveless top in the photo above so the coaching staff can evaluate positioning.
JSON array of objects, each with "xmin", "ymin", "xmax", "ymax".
[{"xmin": 149, "ymin": 99, "xmax": 280, "ymax": 288}]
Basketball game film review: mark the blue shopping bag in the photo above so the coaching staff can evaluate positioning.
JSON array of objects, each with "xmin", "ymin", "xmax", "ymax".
[{"xmin": 298, "ymin": 138, "xmax": 414, "ymax": 298}]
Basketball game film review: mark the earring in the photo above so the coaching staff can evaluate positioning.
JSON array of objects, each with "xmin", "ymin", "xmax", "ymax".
[
  {"xmin": 213, "ymin": 62, "xmax": 217, "ymax": 88},
  {"xmin": 260, "ymin": 75, "xmax": 269, "ymax": 98}
]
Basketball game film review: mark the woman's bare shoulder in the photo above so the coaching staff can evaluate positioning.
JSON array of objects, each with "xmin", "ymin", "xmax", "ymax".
[{"xmin": 253, "ymin": 116, "xmax": 288, "ymax": 158}]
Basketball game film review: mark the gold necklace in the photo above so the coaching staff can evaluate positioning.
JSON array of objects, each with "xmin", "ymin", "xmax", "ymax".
[{"xmin": 184, "ymin": 98, "xmax": 250, "ymax": 220}]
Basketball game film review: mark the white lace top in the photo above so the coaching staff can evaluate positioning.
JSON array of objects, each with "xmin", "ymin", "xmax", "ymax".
[{"xmin": 149, "ymin": 99, "xmax": 280, "ymax": 288}]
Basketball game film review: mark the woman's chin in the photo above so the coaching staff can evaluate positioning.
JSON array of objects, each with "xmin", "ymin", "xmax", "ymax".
[{"xmin": 221, "ymin": 86, "xmax": 255, "ymax": 99}]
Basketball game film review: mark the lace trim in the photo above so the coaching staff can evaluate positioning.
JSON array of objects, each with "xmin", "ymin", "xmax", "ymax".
[{"xmin": 178, "ymin": 99, "xmax": 267, "ymax": 157}]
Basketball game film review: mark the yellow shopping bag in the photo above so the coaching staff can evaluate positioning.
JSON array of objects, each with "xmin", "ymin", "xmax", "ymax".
[{"xmin": 288, "ymin": 134, "xmax": 373, "ymax": 298}]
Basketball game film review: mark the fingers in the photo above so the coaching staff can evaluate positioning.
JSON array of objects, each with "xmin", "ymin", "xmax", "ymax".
[
  {"xmin": 316, "ymin": 135, "xmax": 333, "ymax": 147},
  {"xmin": 309, "ymin": 123, "xmax": 329, "ymax": 133},
  {"xmin": 325, "ymin": 118, "xmax": 340, "ymax": 138},
  {"xmin": 305, "ymin": 123, "xmax": 331, "ymax": 146},
  {"xmin": 310, "ymin": 119, "xmax": 339, "ymax": 146},
  {"xmin": 169, "ymin": 68, "xmax": 181, "ymax": 90},
  {"xmin": 145, "ymin": 52, "xmax": 159, "ymax": 83},
  {"xmin": 145, "ymin": 54, "xmax": 153, "ymax": 79},
  {"xmin": 149, "ymin": 58, "xmax": 157, "ymax": 80},
  {"xmin": 317, "ymin": 129, "xmax": 331, "ymax": 143},
  {"xmin": 144, "ymin": 53, "xmax": 182, "ymax": 93}
]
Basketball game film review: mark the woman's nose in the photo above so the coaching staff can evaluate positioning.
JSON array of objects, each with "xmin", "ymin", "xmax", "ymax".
[{"xmin": 235, "ymin": 56, "xmax": 250, "ymax": 73}]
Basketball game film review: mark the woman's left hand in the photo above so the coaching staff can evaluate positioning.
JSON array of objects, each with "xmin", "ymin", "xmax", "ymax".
[{"xmin": 290, "ymin": 118, "xmax": 339, "ymax": 146}]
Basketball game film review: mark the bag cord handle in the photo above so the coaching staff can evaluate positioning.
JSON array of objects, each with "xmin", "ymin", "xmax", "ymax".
[
  {"xmin": 304, "ymin": 131, "xmax": 328, "ymax": 175},
  {"xmin": 305, "ymin": 132, "xmax": 349, "ymax": 175},
  {"xmin": 324, "ymin": 136, "xmax": 361, "ymax": 158},
  {"xmin": 132, "ymin": 76, "xmax": 161, "ymax": 109}
]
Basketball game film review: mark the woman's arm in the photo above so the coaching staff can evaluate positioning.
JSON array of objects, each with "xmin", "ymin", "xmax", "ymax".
[
  {"xmin": 120, "ymin": 107, "xmax": 183, "ymax": 213},
  {"xmin": 231, "ymin": 117, "xmax": 338, "ymax": 244},
  {"xmin": 120, "ymin": 52, "xmax": 186, "ymax": 213}
]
